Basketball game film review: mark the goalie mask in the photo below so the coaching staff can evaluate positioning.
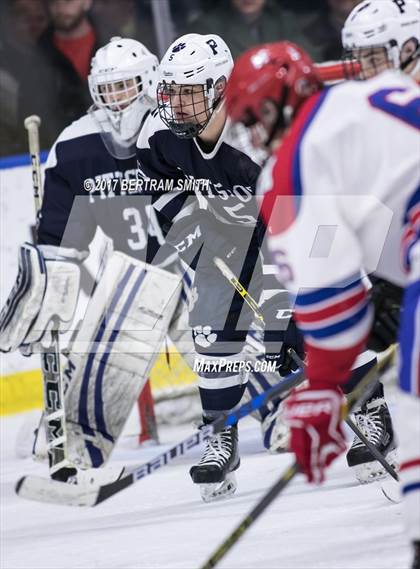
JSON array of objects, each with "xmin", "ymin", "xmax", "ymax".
[
  {"xmin": 88, "ymin": 37, "xmax": 158, "ymax": 147},
  {"xmin": 157, "ymin": 33, "xmax": 233, "ymax": 139},
  {"xmin": 342, "ymin": 0, "xmax": 420, "ymax": 80}
]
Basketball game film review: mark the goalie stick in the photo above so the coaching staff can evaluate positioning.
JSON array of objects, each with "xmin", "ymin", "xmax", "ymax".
[
  {"xmin": 24, "ymin": 115, "xmax": 76, "ymax": 482},
  {"xmin": 15, "ymin": 363, "xmax": 306, "ymax": 507},
  {"xmin": 199, "ymin": 344, "xmax": 397, "ymax": 569}
]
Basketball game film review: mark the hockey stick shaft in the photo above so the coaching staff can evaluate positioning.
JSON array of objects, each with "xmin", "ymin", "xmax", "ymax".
[
  {"xmin": 24, "ymin": 116, "xmax": 75, "ymax": 479},
  {"xmin": 39, "ymin": 332, "xmax": 74, "ymax": 476},
  {"xmin": 24, "ymin": 115, "xmax": 43, "ymax": 215},
  {"xmin": 214, "ymin": 256, "xmax": 265, "ymax": 322},
  {"xmin": 345, "ymin": 417, "xmax": 398, "ymax": 481},
  {"xmin": 94, "ymin": 367, "xmax": 305, "ymax": 504},
  {"xmin": 200, "ymin": 344, "xmax": 396, "ymax": 569},
  {"xmin": 315, "ymin": 60, "xmax": 361, "ymax": 83}
]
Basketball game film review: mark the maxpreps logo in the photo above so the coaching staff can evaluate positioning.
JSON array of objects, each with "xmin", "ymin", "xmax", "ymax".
[{"xmin": 193, "ymin": 358, "xmax": 277, "ymax": 374}]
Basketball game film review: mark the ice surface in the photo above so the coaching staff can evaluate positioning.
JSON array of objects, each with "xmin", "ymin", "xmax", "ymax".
[{"xmin": 1, "ymin": 413, "xmax": 410, "ymax": 569}]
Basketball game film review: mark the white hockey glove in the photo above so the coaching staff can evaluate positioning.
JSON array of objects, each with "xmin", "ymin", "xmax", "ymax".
[{"xmin": 0, "ymin": 242, "xmax": 81, "ymax": 354}]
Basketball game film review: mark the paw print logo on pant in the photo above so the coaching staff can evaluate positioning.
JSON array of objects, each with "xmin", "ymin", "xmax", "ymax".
[{"xmin": 193, "ymin": 325, "xmax": 217, "ymax": 348}]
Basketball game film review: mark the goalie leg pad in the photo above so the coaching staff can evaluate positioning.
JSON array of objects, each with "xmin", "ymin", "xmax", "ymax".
[{"xmin": 64, "ymin": 252, "xmax": 182, "ymax": 468}]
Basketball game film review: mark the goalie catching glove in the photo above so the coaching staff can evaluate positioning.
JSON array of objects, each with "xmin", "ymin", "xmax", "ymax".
[
  {"xmin": 0, "ymin": 242, "xmax": 81, "ymax": 354},
  {"xmin": 284, "ymin": 384, "xmax": 347, "ymax": 484}
]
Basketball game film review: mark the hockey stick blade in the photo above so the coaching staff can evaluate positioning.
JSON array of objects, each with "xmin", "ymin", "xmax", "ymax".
[
  {"xmin": 15, "ymin": 475, "xmax": 99, "ymax": 507},
  {"xmin": 16, "ymin": 368, "xmax": 305, "ymax": 507}
]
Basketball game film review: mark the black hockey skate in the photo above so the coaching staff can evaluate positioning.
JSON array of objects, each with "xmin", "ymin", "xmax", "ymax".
[
  {"xmin": 190, "ymin": 423, "xmax": 240, "ymax": 502},
  {"xmin": 346, "ymin": 385, "xmax": 397, "ymax": 484}
]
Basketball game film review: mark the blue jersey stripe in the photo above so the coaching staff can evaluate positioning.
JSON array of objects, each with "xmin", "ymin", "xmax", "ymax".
[
  {"xmin": 402, "ymin": 481, "xmax": 420, "ymax": 495},
  {"xmin": 291, "ymin": 89, "xmax": 331, "ymax": 215},
  {"xmin": 303, "ymin": 303, "xmax": 369, "ymax": 340},
  {"xmin": 399, "ymin": 280, "xmax": 420, "ymax": 395},
  {"xmin": 295, "ymin": 273, "xmax": 362, "ymax": 307}
]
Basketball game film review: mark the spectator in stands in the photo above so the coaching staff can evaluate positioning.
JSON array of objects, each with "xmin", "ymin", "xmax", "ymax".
[
  {"xmin": 183, "ymin": 0, "xmax": 315, "ymax": 60},
  {"xmin": 299, "ymin": 0, "xmax": 362, "ymax": 61},
  {"xmin": 37, "ymin": 0, "xmax": 109, "ymax": 131},
  {"xmin": 92, "ymin": 0, "xmax": 158, "ymax": 54},
  {"xmin": 0, "ymin": 0, "xmax": 57, "ymax": 156}
]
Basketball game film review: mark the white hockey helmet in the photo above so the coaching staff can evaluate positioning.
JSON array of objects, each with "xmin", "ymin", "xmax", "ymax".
[
  {"xmin": 88, "ymin": 37, "xmax": 159, "ymax": 143},
  {"xmin": 157, "ymin": 33, "xmax": 234, "ymax": 138},
  {"xmin": 342, "ymin": 0, "xmax": 420, "ymax": 78}
]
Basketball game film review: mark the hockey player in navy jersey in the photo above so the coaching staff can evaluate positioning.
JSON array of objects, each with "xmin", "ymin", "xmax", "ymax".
[
  {"xmin": 0, "ymin": 35, "xmax": 300, "ymax": 491},
  {"xmin": 0, "ymin": 37, "xmax": 193, "ymax": 479},
  {"xmin": 225, "ymin": 31, "xmax": 419, "ymax": 567},
  {"xmin": 136, "ymin": 33, "xmax": 305, "ymax": 501}
]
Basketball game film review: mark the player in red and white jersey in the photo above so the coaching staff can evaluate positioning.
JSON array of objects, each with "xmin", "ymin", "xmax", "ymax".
[{"xmin": 225, "ymin": 40, "xmax": 420, "ymax": 565}]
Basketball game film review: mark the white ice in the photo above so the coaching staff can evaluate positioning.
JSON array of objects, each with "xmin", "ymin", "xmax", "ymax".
[{"xmin": 1, "ymin": 412, "xmax": 410, "ymax": 569}]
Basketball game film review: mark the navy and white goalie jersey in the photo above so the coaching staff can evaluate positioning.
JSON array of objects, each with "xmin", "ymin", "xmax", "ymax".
[
  {"xmin": 136, "ymin": 109, "xmax": 262, "ymax": 230},
  {"xmin": 38, "ymin": 109, "xmax": 175, "ymax": 266}
]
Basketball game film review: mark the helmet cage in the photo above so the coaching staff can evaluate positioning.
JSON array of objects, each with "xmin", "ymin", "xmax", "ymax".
[
  {"xmin": 89, "ymin": 69, "xmax": 155, "ymax": 141},
  {"xmin": 89, "ymin": 69, "xmax": 152, "ymax": 113},
  {"xmin": 157, "ymin": 79, "xmax": 217, "ymax": 139}
]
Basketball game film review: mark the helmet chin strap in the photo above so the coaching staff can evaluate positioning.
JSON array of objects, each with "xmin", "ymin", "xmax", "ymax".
[
  {"xmin": 109, "ymin": 99, "xmax": 152, "ymax": 144},
  {"xmin": 202, "ymin": 94, "xmax": 225, "ymax": 131}
]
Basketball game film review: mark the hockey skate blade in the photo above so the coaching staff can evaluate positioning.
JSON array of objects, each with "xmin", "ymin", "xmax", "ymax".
[
  {"xmin": 200, "ymin": 472, "xmax": 237, "ymax": 503},
  {"xmin": 381, "ymin": 478, "xmax": 402, "ymax": 504},
  {"xmin": 15, "ymin": 475, "xmax": 99, "ymax": 506},
  {"xmin": 352, "ymin": 449, "xmax": 398, "ymax": 485}
]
